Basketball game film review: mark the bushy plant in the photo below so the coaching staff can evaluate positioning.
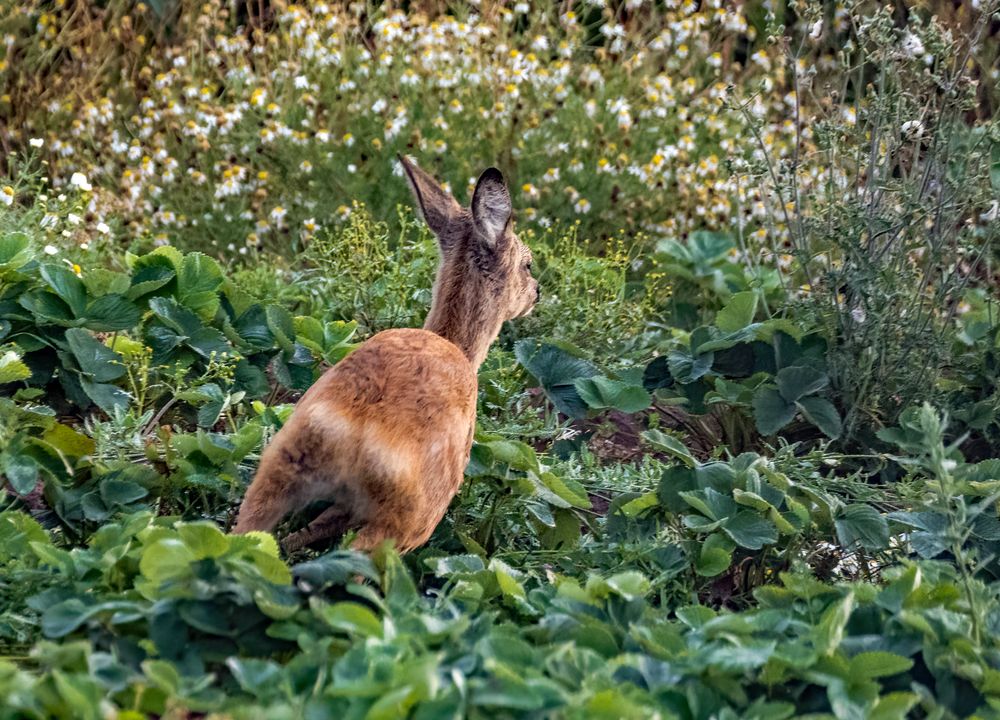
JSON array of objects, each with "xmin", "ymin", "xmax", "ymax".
[{"xmin": 738, "ymin": 0, "xmax": 1000, "ymax": 444}]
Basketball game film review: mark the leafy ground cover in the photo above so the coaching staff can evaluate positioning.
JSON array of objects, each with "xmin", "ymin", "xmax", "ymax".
[{"xmin": 2, "ymin": 1, "xmax": 1000, "ymax": 718}]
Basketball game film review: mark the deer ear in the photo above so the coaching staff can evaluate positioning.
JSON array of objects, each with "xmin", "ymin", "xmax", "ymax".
[
  {"xmin": 471, "ymin": 167, "xmax": 511, "ymax": 248},
  {"xmin": 399, "ymin": 155, "xmax": 463, "ymax": 242}
]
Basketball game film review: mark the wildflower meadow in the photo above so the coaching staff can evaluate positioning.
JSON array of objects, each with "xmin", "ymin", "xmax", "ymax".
[{"xmin": 1, "ymin": 0, "xmax": 1000, "ymax": 717}]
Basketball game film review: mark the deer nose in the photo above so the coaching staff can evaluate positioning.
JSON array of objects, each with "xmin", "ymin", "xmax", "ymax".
[{"xmin": 535, "ymin": 285, "xmax": 541, "ymax": 303}]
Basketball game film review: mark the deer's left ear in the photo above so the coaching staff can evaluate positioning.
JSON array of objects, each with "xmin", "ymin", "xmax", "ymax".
[{"xmin": 471, "ymin": 167, "xmax": 512, "ymax": 249}]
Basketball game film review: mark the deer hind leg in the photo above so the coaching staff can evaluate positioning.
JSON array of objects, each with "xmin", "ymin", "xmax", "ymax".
[
  {"xmin": 281, "ymin": 504, "xmax": 353, "ymax": 553},
  {"xmin": 232, "ymin": 434, "xmax": 320, "ymax": 534}
]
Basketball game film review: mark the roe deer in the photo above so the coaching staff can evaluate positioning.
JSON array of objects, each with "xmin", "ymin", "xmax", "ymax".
[{"xmin": 233, "ymin": 156, "xmax": 539, "ymax": 552}]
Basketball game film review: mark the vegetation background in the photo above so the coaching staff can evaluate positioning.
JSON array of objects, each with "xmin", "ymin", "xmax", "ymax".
[{"xmin": 1, "ymin": 0, "xmax": 1000, "ymax": 717}]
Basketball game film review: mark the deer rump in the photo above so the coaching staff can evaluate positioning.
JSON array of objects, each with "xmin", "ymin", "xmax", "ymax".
[{"xmin": 235, "ymin": 328, "xmax": 476, "ymax": 552}]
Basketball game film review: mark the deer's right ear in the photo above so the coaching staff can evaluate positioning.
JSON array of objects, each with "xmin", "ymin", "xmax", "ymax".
[{"xmin": 399, "ymin": 155, "xmax": 463, "ymax": 243}]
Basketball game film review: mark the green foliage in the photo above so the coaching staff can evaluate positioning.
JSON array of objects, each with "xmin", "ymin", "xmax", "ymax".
[{"xmin": 1, "ymin": 1, "xmax": 1000, "ymax": 717}]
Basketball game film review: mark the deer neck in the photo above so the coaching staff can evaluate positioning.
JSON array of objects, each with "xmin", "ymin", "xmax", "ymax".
[{"xmin": 423, "ymin": 273, "xmax": 504, "ymax": 372}]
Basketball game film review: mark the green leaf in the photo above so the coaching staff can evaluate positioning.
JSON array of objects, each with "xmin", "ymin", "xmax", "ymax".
[
  {"xmin": 514, "ymin": 338, "xmax": 598, "ymax": 418},
  {"xmin": 148, "ymin": 295, "xmax": 201, "ymax": 336},
  {"xmin": 127, "ymin": 258, "xmax": 176, "ymax": 300},
  {"xmin": 869, "ymin": 693, "xmax": 920, "ymax": 720},
  {"xmin": 619, "ymin": 491, "xmax": 659, "ymax": 517},
  {"xmin": 226, "ymin": 658, "xmax": 283, "ymax": 697},
  {"xmin": 40, "ymin": 264, "xmax": 88, "ymax": 316},
  {"xmin": 293, "ymin": 550, "xmax": 379, "ymax": 588},
  {"xmin": 266, "ymin": 305, "xmax": 296, "ymax": 353},
  {"xmin": 18, "ymin": 290, "xmax": 77, "ymax": 325},
  {"xmin": 848, "ymin": 652, "xmax": 913, "ymax": 680},
  {"xmin": 0, "ymin": 349, "xmax": 31, "ymax": 383},
  {"xmin": 815, "ymin": 592, "xmax": 854, "ymax": 655},
  {"xmin": 0, "ymin": 232, "xmax": 33, "ymax": 274},
  {"xmin": 604, "ymin": 571, "xmax": 650, "ymax": 600},
  {"xmin": 697, "ymin": 534, "xmax": 733, "ymax": 577},
  {"xmin": 83, "ymin": 294, "xmax": 142, "ymax": 331},
  {"xmin": 100, "ymin": 477, "xmax": 148, "ymax": 507},
  {"xmin": 574, "ymin": 375, "xmax": 651, "ymax": 413},
  {"xmin": 753, "ymin": 387, "xmax": 796, "ymax": 435},
  {"xmin": 177, "ymin": 252, "xmax": 224, "ymax": 319},
  {"xmin": 716, "ymin": 291, "xmax": 758, "ymax": 333},
  {"xmin": 835, "ymin": 504, "xmax": 889, "ymax": 551},
  {"xmin": 177, "ymin": 522, "xmax": 229, "ymax": 559},
  {"xmin": 180, "ymin": 383, "xmax": 227, "ymax": 427},
  {"xmin": 2, "ymin": 451, "xmax": 39, "ymax": 494},
  {"xmin": 667, "ymin": 348, "xmax": 713, "ymax": 384},
  {"xmin": 796, "ymin": 396, "xmax": 842, "ymax": 439},
  {"xmin": 538, "ymin": 471, "xmax": 591, "ymax": 509},
  {"xmin": 485, "ymin": 440, "xmax": 540, "ymax": 473},
  {"xmin": 139, "ymin": 538, "xmax": 195, "ymax": 589},
  {"xmin": 315, "ymin": 600, "xmax": 383, "ymax": 637},
  {"xmin": 79, "ymin": 379, "xmax": 131, "ymax": 414},
  {"xmin": 642, "ymin": 429, "xmax": 697, "ymax": 467},
  {"xmin": 775, "ymin": 365, "xmax": 829, "ymax": 402},
  {"xmin": 679, "ymin": 488, "xmax": 737, "ymax": 521},
  {"xmin": 65, "ymin": 328, "xmax": 125, "ymax": 382},
  {"xmin": 41, "ymin": 598, "xmax": 95, "ymax": 638},
  {"xmin": 723, "ymin": 511, "xmax": 779, "ymax": 549}
]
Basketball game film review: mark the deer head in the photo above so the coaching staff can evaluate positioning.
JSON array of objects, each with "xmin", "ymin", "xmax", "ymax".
[{"xmin": 399, "ymin": 155, "xmax": 539, "ymax": 369}]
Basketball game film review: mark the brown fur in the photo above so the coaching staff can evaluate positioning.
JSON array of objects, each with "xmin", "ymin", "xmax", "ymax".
[{"xmin": 233, "ymin": 157, "xmax": 538, "ymax": 552}]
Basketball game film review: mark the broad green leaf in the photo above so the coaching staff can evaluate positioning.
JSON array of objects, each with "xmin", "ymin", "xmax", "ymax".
[
  {"xmin": 226, "ymin": 658, "xmax": 283, "ymax": 697},
  {"xmin": 575, "ymin": 375, "xmax": 651, "ymax": 413},
  {"xmin": 127, "ymin": 258, "xmax": 176, "ymax": 300},
  {"xmin": 41, "ymin": 598, "xmax": 96, "ymax": 638},
  {"xmin": 538, "ymin": 471, "xmax": 591, "ymax": 509},
  {"xmin": 697, "ymin": 535, "xmax": 732, "ymax": 577},
  {"xmin": 642, "ymin": 429, "xmax": 697, "ymax": 467},
  {"xmin": 667, "ymin": 348, "xmax": 714, "ymax": 384},
  {"xmin": 514, "ymin": 338, "xmax": 598, "ymax": 418},
  {"xmin": 723, "ymin": 511, "xmax": 779, "ymax": 549},
  {"xmin": 716, "ymin": 291, "xmax": 758, "ymax": 333},
  {"xmin": 294, "ymin": 549, "xmax": 379, "ymax": 587},
  {"xmin": 40, "ymin": 264, "xmax": 87, "ymax": 316},
  {"xmin": 869, "ymin": 692, "xmax": 920, "ymax": 720},
  {"xmin": 2, "ymin": 451, "xmax": 38, "ymax": 494},
  {"xmin": 485, "ymin": 439, "xmax": 540, "ymax": 473},
  {"xmin": 679, "ymin": 487, "xmax": 737, "ymax": 521},
  {"xmin": 99, "ymin": 477, "xmax": 148, "ymax": 507},
  {"xmin": 315, "ymin": 600, "xmax": 383, "ymax": 637},
  {"xmin": 797, "ymin": 396, "xmax": 842, "ymax": 440},
  {"xmin": 80, "ymin": 378, "xmax": 131, "ymax": 414},
  {"xmin": 732, "ymin": 489, "xmax": 772, "ymax": 512},
  {"xmin": 83, "ymin": 294, "xmax": 142, "ymax": 331},
  {"xmin": 775, "ymin": 365, "xmax": 829, "ymax": 402},
  {"xmin": 148, "ymin": 295, "xmax": 201, "ymax": 336},
  {"xmin": 848, "ymin": 652, "xmax": 913, "ymax": 680},
  {"xmin": 490, "ymin": 558, "xmax": 529, "ymax": 610},
  {"xmin": 18, "ymin": 290, "xmax": 77, "ymax": 325},
  {"xmin": 177, "ymin": 522, "xmax": 229, "ymax": 559},
  {"xmin": 835, "ymin": 504, "xmax": 889, "ymax": 551},
  {"xmin": 177, "ymin": 252, "xmax": 224, "ymax": 319},
  {"xmin": 605, "ymin": 571, "xmax": 650, "ymax": 600},
  {"xmin": 815, "ymin": 592, "xmax": 854, "ymax": 655},
  {"xmin": 0, "ymin": 232, "xmax": 33, "ymax": 274},
  {"xmin": 266, "ymin": 305, "xmax": 296, "ymax": 353},
  {"xmin": 619, "ymin": 491, "xmax": 659, "ymax": 517},
  {"xmin": 139, "ymin": 538, "xmax": 196, "ymax": 588},
  {"xmin": 65, "ymin": 328, "xmax": 125, "ymax": 382},
  {"xmin": 753, "ymin": 387, "xmax": 796, "ymax": 435}
]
